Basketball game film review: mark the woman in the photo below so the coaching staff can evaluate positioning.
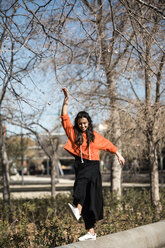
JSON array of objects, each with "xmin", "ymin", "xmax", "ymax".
[{"xmin": 61, "ymin": 88, "xmax": 125, "ymax": 241}]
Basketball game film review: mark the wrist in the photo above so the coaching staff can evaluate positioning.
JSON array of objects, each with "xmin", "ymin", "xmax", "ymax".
[
  {"xmin": 63, "ymin": 100, "xmax": 68, "ymax": 105},
  {"xmin": 116, "ymin": 151, "xmax": 120, "ymax": 157}
]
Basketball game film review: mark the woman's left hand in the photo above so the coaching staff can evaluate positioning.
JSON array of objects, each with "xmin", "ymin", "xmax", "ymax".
[
  {"xmin": 116, "ymin": 151, "xmax": 125, "ymax": 166},
  {"xmin": 118, "ymin": 155, "xmax": 125, "ymax": 166}
]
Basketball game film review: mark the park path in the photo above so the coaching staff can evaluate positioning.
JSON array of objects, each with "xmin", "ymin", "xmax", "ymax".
[{"xmin": 0, "ymin": 174, "xmax": 156, "ymax": 199}]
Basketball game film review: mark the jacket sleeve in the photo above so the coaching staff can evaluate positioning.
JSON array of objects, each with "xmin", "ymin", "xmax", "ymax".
[
  {"xmin": 95, "ymin": 132, "xmax": 118, "ymax": 154},
  {"xmin": 61, "ymin": 113, "xmax": 74, "ymax": 139}
]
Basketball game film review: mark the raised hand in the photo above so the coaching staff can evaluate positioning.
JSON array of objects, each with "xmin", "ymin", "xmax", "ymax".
[
  {"xmin": 62, "ymin": 88, "xmax": 69, "ymax": 101},
  {"xmin": 61, "ymin": 88, "xmax": 69, "ymax": 115}
]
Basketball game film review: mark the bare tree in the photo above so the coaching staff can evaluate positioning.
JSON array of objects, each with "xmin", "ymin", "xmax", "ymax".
[
  {"xmin": 47, "ymin": 1, "xmax": 165, "ymax": 207},
  {"xmin": 26, "ymin": 123, "xmax": 59, "ymax": 199},
  {"xmin": 119, "ymin": 0, "xmax": 165, "ymax": 211},
  {"xmin": 9, "ymin": 102, "xmax": 61, "ymax": 199},
  {"xmin": 49, "ymin": 0, "xmax": 135, "ymax": 198},
  {"xmin": 0, "ymin": 117, "xmax": 10, "ymax": 220},
  {"xmin": 0, "ymin": 0, "xmax": 73, "ymax": 209},
  {"xmin": 0, "ymin": 3, "xmax": 18, "ymax": 215}
]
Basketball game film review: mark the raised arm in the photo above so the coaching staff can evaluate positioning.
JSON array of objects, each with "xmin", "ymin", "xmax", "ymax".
[{"xmin": 61, "ymin": 88, "xmax": 69, "ymax": 116}]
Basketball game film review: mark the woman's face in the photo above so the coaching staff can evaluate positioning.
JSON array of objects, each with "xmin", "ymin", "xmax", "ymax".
[{"xmin": 77, "ymin": 117, "xmax": 89, "ymax": 132}]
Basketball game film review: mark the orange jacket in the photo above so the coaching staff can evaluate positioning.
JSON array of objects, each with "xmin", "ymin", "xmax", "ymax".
[{"xmin": 61, "ymin": 113, "xmax": 118, "ymax": 161}]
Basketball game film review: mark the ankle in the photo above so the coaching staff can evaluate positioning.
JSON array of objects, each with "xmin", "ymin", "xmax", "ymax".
[
  {"xmin": 89, "ymin": 230, "xmax": 95, "ymax": 236},
  {"xmin": 77, "ymin": 204, "xmax": 82, "ymax": 215},
  {"xmin": 76, "ymin": 207, "xmax": 81, "ymax": 215}
]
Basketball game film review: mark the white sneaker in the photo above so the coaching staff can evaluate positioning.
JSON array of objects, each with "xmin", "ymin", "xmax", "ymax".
[
  {"xmin": 68, "ymin": 203, "xmax": 81, "ymax": 221},
  {"xmin": 78, "ymin": 232, "xmax": 96, "ymax": 241}
]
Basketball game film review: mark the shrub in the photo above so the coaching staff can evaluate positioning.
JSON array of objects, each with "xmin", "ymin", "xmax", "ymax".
[{"xmin": 0, "ymin": 188, "xmax": 165, "ymax": 247}]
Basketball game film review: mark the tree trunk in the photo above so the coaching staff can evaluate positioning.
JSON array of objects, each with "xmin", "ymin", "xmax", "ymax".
[
  {"xmin": 144, "ymin": 36, "xmax": 161, "ymax": 212},
  {"xmin": 110, "ymin": 107, "xmax": 122, "ymax": 198},
  {"xmin": 111, "ymin": 153, "xmax": 122, "ymax": 197},
  {"xmin": 109, "ymin": 79, "xmax": 122, "ymax": 198},
  {"xmin": 51, "ymin": 153, "xmax": 57, "ymax": 199},
  {"xmin": 139, "ymin": 61, "xmax": 162, "ymax": 212},
  {"xmin": 2, "ymin": 145, "xmax": 10, "ymax": 207},
  {"xmin": 149, "ymin": 139, "xmax": 162, "ymax": 212},
  {"xmin": 94, "ymin": 3, "xmax": 123, "ymax": 198},
  {"xmin": 145, "ymin": 110, "xmax": 162, "ymax": 213},
  {"xmin": 0, "ymin": 121, "xmax": 10, "ymax": 219}
]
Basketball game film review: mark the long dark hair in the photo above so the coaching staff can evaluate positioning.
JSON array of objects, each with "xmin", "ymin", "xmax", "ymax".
[{"xmin": 74, "ymin": 111, "xmax": 95, "ymax": 148}]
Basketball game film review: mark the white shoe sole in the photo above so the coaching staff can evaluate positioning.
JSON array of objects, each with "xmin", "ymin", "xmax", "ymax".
[
  {"xmin": 78, "ymin": 237, "xmax": 96, "ymax": 241},
  {"xmin": 78, "ymin": 233, "xmax": 96, "ymax": 241}
]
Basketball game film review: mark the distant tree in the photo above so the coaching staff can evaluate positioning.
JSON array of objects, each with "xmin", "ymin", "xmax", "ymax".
[
  {"xmin": 11, "ymin": 118, "xmax": 60, "ymax": 199},
  {"xmin": 6, "ymin": 135, "xmax": 35, "ymax": 169},
  {"xmin": 26, "ymin": 125, "xmax": 59, "ymax": 199}
]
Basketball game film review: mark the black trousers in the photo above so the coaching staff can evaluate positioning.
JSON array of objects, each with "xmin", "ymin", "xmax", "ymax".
[{"xmin": 73, "ymin": 156, "xmax": 103, "ymax": 230}]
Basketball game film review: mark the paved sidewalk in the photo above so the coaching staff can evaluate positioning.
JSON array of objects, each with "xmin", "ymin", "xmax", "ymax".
[
  {"xmin": 0, "ymin": 175, "xmax": 75, "ymax": 199},
  {"xmin": 1, "ymin": 175, "xmax": 163, "ymax": 199},
  {"xmin": 10, "ymin": 174, "xmax": 74, "ymax": 185}
]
